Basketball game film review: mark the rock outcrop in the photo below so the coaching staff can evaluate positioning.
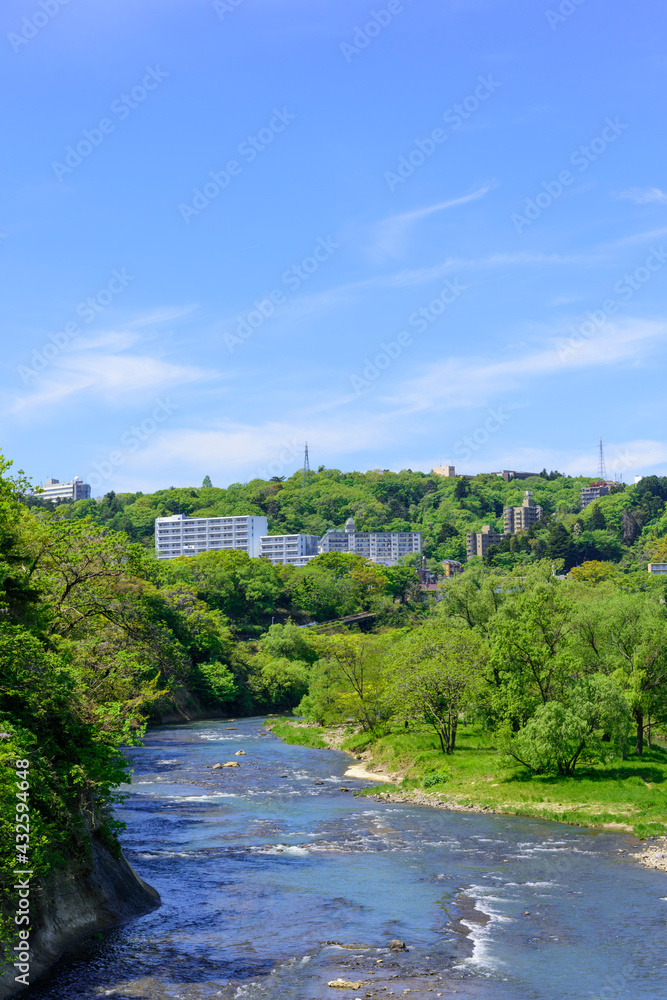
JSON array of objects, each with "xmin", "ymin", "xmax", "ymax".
[{"xmin": 0, "ymin": 837, "xmax": 160, "ymax": 998}]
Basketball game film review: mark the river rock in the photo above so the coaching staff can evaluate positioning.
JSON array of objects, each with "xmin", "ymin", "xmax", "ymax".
[
  {"xmin": 327, "ymin": 979, "xmax": 365, "ymax": 989},
  {"xmin": 223, "ymin": 762, "xmax": 240, "ymax": 767},
  {"xmin": 389, "ymin": 938, "xmax": 407, "ymax": 951},
  {"xmin": 212, "ymin": 763, "xmax": 222, "ymax": 770},
  {"xmin": 315, "ymin": 780, "xmax": 324, "ymax": 785},
  {"xmin": 235, "ymin": 750, "xmax": 246, "ymax": 755},
  {"xmin": 340, "ymin": 786, "xmax": 350, "ymax": 792}
]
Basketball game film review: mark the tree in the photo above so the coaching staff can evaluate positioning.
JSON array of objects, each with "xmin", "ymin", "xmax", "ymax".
[
  {"xmin": 489, "ymin": 576, "xmax": 575, "ymax": 723},
  {"xmin": 388, "ymin": 626, "xmax": 486, "ymax": 753},
  {"xmin": 202, "ymin": 475, "xmax": 213, "ymax": 488},
  {"xmin": 500, "ymin": 674, "xmax": 630, "ymax": 776},
  {"xmin": 594, "ymin": 593, "xmax": 667, "ymax": 755},
  {"xmin": 566, "ymin": 561, "xmax": 619, "ymax": 585},
  {"xmin": 546, "ymin": 522, "xmax": 575, "ymax": 569},
  {"xmin": 314, "ymin": 633, "xmax": 391, "ymax": 731},
  {"xmin": 454, "ymin": 477, "xmax": 470, "ymax": 499}
]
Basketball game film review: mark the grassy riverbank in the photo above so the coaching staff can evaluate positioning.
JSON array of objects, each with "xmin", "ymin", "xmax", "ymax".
[{"xmin": 267, "ymin": 719, "xmax": 667, "ymax": 838}]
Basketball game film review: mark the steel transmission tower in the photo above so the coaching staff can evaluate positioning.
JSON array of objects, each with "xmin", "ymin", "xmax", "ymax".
[
  {"xmin": 302, "ymin": 441, "xmax": 312, "ymax": 487},
  {"xmin": 597, "ymin": 437, "xmax": 607, "ymax": 481}
]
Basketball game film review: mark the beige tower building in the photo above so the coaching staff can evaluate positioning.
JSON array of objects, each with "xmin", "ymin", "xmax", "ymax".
[{"xmin": 504, "ymin": 490, "xmax": 543, "ymax": 534}]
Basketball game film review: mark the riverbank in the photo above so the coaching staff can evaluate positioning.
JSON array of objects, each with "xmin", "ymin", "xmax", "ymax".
[{"xmin": 265, "ymin": 718, "xmax": 667, "ymax": 839}]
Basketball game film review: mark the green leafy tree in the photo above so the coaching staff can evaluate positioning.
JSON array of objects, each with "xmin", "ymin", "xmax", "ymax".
[
  {"xmin": 500, "ymin": 674, "xmax": 630, "ymax": 775},
  {"xmin": 387, "ymin": 625, "xmax": 486, "ymax": 753}
]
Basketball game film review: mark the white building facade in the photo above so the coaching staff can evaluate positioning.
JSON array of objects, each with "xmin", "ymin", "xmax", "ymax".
[
  {"xmin": 39, "ymin": 477, "xmax": 91, "ymax": 503},
  {"xmin": 259, "ymin": 534, "xmax": 319, "ymax": 567},
  {"xmin": 155, "ymin": 514, "xmax": 268, "ymax": 560},
  {"xmin": 319, "ymin": 517, "xmax": 422, "ymax": 567}
]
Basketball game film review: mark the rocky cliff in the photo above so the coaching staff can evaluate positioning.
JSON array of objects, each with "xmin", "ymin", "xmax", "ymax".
[{"xmin": 0, "ymin": 838, "xmax": 160, "ymax": 998}]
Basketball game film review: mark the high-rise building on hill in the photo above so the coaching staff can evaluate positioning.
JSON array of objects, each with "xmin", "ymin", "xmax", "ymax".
[
  {"xmin": 466, "ymin": 525, "xmax": 505, "ymax": 559},
  {"xmin": 38, "ymin": 477, "xmax": 91, "ymax": 503},
  {"xmin": 155, "ymin": 514, "xmax": 268, "ymax": 560},
  {"xmin": 504, "ymin": 491, "xmax": 543, "ymax": 534},
  {"xmin": 580, "ymin": 481, "xmax": 616, "ymax": 509},
  {"xmin": 259, "ymin": 534, "xmax": 319, "ymax": 567},
  {"xmin": 318, "ymin": 517, "xmax": 422, "ymax": 567}
]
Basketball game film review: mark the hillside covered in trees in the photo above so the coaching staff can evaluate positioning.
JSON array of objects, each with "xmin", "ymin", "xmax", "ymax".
[{"xmin": 27, "ymin": 468, "xmax": 667, "ymax": 577}]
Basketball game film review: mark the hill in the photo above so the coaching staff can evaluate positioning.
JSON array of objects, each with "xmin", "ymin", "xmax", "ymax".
[{"xmin": 26, "ymin": 469, "xmax": 667, "ymax": 576}]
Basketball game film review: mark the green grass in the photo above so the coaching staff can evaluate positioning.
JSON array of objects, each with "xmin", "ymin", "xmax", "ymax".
[
  {"xmin": 348, "ymin": 722, "xmax": 667, "ymax": 838},
  {"xmin": 265, "ymin": 718, "xmax": 328, "ymax": 749}
]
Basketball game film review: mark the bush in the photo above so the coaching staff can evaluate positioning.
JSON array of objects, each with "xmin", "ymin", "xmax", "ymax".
[{"xmin": 423, "ymin": 771, "xmax": 449, "ymax": 788}]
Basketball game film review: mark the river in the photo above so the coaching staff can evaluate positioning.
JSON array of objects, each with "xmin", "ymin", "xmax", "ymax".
[{"xmin": 26, "ymin": 717, "xmax": 667, "ymax": 999}]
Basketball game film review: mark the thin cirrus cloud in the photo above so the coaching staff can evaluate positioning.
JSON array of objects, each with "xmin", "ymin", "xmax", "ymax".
[
  {"xmin": 94, "ymin": 413, "xmax": 391, "ymax": 491},
  {"xmin": 367, "ymin": 184, "xmax": 495, "ymax": 260},
  {"xmin": 11, "ymin": 333, "xmax": 212, "ymax": 415},
  {"xmin": 385, "ymin": 318, "xmax": 667, "ymax": 414},
  {"xmin": 615, "ymin": 187, "xmax": 667, "ymax": 205}
]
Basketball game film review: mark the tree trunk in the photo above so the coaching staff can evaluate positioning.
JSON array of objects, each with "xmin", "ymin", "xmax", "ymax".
[
  {"xmin": 635, "ymin": 709, "xmax": 644, "ymax": 756},
  {"xmin": 450, "ymin": 713, "xmax": 458, "ymax": 751}
]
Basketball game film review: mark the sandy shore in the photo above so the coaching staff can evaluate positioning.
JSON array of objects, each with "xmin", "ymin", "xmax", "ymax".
[{"xmin": 343, "ymin": 763, "xmax": 395, "ymax": 783}]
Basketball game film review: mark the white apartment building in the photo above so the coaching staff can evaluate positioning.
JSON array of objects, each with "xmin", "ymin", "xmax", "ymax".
[
  {"xmin": 259, "ymin": 534, "xmax": 319, "ymax": 567},
  {"xmin": 39, "ymin": 477, "xmax": 91, "ymax": 503},
  {"xmin": 155, "ymin": 514, "xmax": 268, "ymax": 560},
  {"xmin": 319, "ymin": 517, "xmax": 422, "ymax": 567}
]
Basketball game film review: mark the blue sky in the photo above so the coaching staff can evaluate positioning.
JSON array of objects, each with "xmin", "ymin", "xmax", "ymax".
[{"xmin": 2, "ymin": 0, "xmax": 667, "ymax": 495}]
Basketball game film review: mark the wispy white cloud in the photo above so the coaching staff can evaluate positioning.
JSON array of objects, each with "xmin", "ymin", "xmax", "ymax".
[
  {"xmin": 367, "ymin": 185, "xmax": 495, "ymax": 260},
  {"xmin": 386, "ymin": 318, "xmax": 667, "ymax": 414},
  {"xmin": 11, "ymin": 332, "xmax": 212, "ymax": 415},
  {"xmin": 127, "ymin": 305, "xmax": 198, "ymax": 328},
  {"xmin": 615, "ymin": 187, "xmax": 667, "ymax": 205},
  {"xmin": 87, "ymin": 412, "xmax": 393, "ymax": 493}
]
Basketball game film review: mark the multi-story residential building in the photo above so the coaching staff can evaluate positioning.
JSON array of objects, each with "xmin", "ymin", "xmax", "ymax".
[
  {"xmin": 442, "ymin": 559, "xmax": 463, "ymax": 577},
  {"xmin": 648, "ymin": 563, "xmax": 667, "ymax": 575},
  {"xmin": 38, "ymin": 476, "xmax": 91, "ymax": 503},
  {"xmin": 260, "ymin": 534, "xmax": 319, "ymax": 567},
  {"xmin": 466, "ymin": 525, "xmax": 505, "ymax": 559},
  {"xmin": 580, "ymin": 481, "xmax": 616, "ymax": 509},
  {"xmin": 433, "ymin": 465, "xmax": 456, "ymax": 477},
  {"xmin": 155, "ymin": 514, "xmax": 268, "ymax": 560},
  {"xmin": 504, "ymin": 491, "xmax": 543, "ymax": 534},
  {"xmin": 319, "ymin": 517, "xmax": 422, "ymax": 567}
]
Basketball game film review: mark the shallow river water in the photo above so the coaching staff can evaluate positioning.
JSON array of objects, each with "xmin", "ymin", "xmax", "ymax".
[{"xmin": 28, "ymin": 718, "xmax": 667, "ymax": 1000}]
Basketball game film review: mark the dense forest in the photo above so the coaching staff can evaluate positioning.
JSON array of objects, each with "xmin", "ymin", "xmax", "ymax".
[{"xmin": 4, "ymin": 459, "xmax": 667, "ymax": 951}]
